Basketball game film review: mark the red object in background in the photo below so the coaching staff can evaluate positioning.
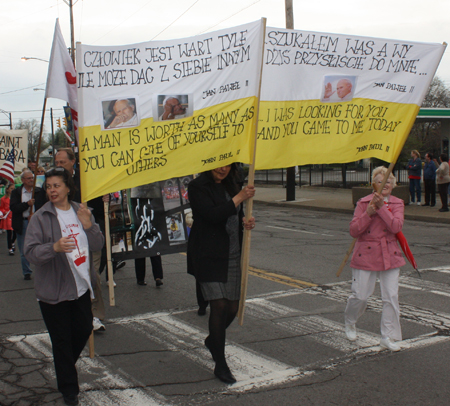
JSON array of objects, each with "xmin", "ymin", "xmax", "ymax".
[{"xmin": 395, "ymin": 231, "xmax": 418, "ymax": 271}]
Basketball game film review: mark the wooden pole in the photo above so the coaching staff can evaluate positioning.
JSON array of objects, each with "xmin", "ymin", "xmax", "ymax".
[
  {"xmin": 336, "ymin": 161, "xmax": 396, "ymax": 277},
  {"xmin": 88, "ymin": 332, "xmax": 95, "ymax": 358},
  {"xmin": 104, "ymin": 201, "xmax": 115, "ymax": 306},
  {"xmin": 238, "ymin": 18, "xmax": 267, "ymax": 325},
  {"xmin": 30, "ymin": 98, "xmax": 48, "ymax": 214}
]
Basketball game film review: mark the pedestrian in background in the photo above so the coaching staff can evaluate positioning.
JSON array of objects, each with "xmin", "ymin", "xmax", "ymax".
[
  {"xmin": 422, "ymin": 152, "xmax": 437, "ymax": 207},
  {"xmin": 10, "ymin": 169, "xmax": 46, "ymax": 280},
  {"xmin": 407, "ymin": 150, "xmax": 422, "ymax": 205},
  {"xmin": 134, "ymin": 255, "xmax": 164, "ymax": 287},
  {"xmin": 0, "ymin": 183, "xmax": 16, "ymax": 255},
  {"xmin": 434, "ymin": 153, "xmax": 450, "ymax": 212}
]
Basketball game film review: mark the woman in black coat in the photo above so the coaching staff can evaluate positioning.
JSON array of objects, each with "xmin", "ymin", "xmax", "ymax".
[{"xmin": 187, "ymin": 164, "xmax": 255, "ymax": 384}]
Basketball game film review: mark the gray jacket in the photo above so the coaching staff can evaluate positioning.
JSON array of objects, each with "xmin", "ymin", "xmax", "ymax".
[{"xmin": 24, "ymin": 201, "xmax": 104, "ymax": 304}]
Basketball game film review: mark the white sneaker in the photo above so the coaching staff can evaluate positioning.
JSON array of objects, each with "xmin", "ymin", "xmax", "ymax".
[
  {"xmin": 106, "ymin": 280, "xmax": 116, "ymax": 287},
  {"xmin": 93, "ymin": 317, "xmax": 105, "ymax": 332},
  {"xmin": 345, "ymin": 324, "xmax": 357, "ymax": 341},
  {"xmin": 416, "ymin": 202, "xmax": 421, "ymax": 206},
  {"xmin": 380, "ymin": 337, "xmax": 400, "ymax": 351}
]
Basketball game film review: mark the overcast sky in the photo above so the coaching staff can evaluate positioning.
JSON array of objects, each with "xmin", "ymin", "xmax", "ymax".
[{"xmin": 1, "ymin": 0, "xmax": 449, "ymax": 131}]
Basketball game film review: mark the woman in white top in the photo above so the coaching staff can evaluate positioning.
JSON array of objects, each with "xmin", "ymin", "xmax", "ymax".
[
  {"xmin": 434, "ymin": 153, "xmax": 450, "ymax": 212},
  {"xmin": 25, "ymin": 167, "xmax": 104, "ymax": 406}
]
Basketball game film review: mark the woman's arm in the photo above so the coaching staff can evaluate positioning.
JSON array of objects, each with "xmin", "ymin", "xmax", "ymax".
[
  {"xmin": 376, "ymin": 203, "xmax": 404, "ymax": 234},
  {"xmin": 436, "ymin": 162, "xmax": 447, "ymax": 178},
  {"xmin": 410, "ymin": 159, "xmax": 422, "ymax": 171},
  {"xmin": 24, "ymin": 215, "xmax": 60, "ymax": 266},
  {"xmin": 188, "ymin": 181, "xmax": 238, "ymax": 224},
  {"xmin": 84, "ymin": 215, "xmax": 105, "ymax": 252},
  {"xmin": 349, "ymin": 201, "xmax": 373, "ymax": 238}
]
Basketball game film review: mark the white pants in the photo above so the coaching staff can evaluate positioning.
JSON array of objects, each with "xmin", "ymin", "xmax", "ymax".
[{"xmin": 344, "ymin": 268, "xmax": 401, "ymax": 341}]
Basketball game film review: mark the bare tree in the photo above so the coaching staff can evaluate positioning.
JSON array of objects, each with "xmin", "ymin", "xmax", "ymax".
[
  {"xmin": 422, "ymin": 76, "xmax": 450, "ymax": 108},
  {"xmin": 401, "ymin": 76, "xmax": 450, "ymax": 161},
  {"xmin": 13, "ymin": 119, "xmax": 49, "ymax": 161}
]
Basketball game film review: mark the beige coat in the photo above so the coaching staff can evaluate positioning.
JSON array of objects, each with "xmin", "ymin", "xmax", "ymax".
[{"xmin": 436, "ymin": 161, "xmax": 450, "ymax": 184}]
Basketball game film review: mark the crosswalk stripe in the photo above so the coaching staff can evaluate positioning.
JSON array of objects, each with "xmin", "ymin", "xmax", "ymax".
[
  {"xmin": 6, "ymin": 266, "xmax": 450, "ymax": 402},
  {"xmin": 121, "ymin": 313, "xmax": 303, "ymax": 393},
  {"xmin": 7, "ymin": 333, "xmax": 171, "ymax": 405}
]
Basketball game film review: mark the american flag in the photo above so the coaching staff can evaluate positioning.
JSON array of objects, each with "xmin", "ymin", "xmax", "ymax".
[{"xmin": 0, "ymin": 148, "xmax": 15, "ymax": 183}]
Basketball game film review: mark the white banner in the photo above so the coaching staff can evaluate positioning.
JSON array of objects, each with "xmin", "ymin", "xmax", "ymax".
[
  {"xmin": 76, "ymin": 19, "xmax": 265, "ymax": 201},
  {"xmin": 0, "ymin": 129, "xmax": 29, "ymax": 174},
  {"xmin": 256, "ymin": 28, "xmax": 446, "ymax": 167}
]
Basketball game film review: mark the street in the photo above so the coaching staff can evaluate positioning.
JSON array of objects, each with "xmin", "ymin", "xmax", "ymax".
[{"xmin": 1, "ymin": 202, "xmax": 450, "ymax": 405}]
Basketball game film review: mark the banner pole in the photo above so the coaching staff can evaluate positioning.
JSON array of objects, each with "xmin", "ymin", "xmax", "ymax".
[
  {"xmin": 104, "ymin": 201, "xmax": 115, "ymax": 306},
  {"xmin": 336, "ymin": 161, "xmax": 395, "ymax": 277},
  {"xmin": 88, "ymin": 332, "xmax": 95, "ymax": 358},
  {"xmin": 238, "ymin": 18, "xmax": 267, "ymax": 326},
  {"xmin": 30, "ymin": 98, "xmax": 48, "ymax": 213}
]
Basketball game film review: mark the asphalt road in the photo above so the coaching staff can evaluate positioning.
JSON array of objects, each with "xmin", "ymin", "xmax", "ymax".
[{"xmin": 1, "ymin": 203, "xmax": 450, "ymax": 405}]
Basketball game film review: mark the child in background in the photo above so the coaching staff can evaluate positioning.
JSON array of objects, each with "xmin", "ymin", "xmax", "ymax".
[{"xmin": 0, "ymin": 183, "xmax": 16, "ymax": 255}]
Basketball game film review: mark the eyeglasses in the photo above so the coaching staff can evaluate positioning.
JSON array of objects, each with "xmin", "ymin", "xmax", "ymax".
[{"xmin": 45, "ymin": 167, "xmax": 66, "ymax": 177}]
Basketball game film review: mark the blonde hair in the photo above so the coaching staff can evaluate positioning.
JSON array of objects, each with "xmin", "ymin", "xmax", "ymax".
[
  {"xmin": 411, "ymin": 150, "xmax": 420, "ymax": 158},
  {"xmin": 371, "ymin": 166, "xmax": 396, "ymax": 188}
]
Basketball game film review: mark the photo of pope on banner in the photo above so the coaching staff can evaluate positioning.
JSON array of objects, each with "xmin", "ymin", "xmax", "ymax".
[{"xmin": 74, "ymin": 20, "xmax": 445, "ymax": 323}]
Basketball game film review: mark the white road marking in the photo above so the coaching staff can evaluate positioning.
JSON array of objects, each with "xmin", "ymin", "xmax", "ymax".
[
  {"xmin": 245, "ymin": 298, "xmax": 380, "ymax": 351},
  {"xmin": 117, "ymin": 313, "xmax": 303, "ymax": 393},
  {"xmin": 6, "ymin": 266, "xmax": 450, "ymax": 403},
  {"xmin": 266, "ymin": 225, "xmax": 334, "ymax": 237},
  {"xmin": 7, "ymin": 334, "xmax": 171, "ymax": 405}
]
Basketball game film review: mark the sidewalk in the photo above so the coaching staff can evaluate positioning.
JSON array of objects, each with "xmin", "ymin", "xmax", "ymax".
[{"xmin": 253, "ymin": 184, "xmax": 450, "ymax": 224}]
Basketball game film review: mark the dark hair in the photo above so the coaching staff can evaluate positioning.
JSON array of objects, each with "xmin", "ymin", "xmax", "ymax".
[
  {"xmin": 426, "ymin": 152, "xmax": 433, "ymax": 160},
  {"xmin": 205, "ymin": 163, "xmax": 241, "ymax": 197},
  {"xmin": 45, "ymin": 167, "xmax": 77, "ymax": 201},
  {"xmin": 440, "ymin": 153, "xmax": 449, "ymax": 163}
]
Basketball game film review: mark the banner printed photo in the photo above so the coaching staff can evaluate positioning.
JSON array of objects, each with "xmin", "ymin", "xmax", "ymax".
[
  {"xmin": 0, "ymin": 129, "xmax": 29, "ymax": 174},
  {"xmin": 76, "ymin": 19, "xmax": 265, "ymax": 201},
  {"xmin": 256, "ymin": 28, "xmax": 446, "ymax": 168},
  {"xmin": 108, "ymin": 176, "xmax": 192, "ymax": 261}
]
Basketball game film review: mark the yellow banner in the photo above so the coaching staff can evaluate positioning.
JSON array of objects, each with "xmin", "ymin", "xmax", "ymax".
[
  {"xmin": 79, "ymin": 97, "xmax": 257, "ymax": 201},
  {"xmin": 255, "ymin": 99, "xmax": 419, "ymax": 169}
]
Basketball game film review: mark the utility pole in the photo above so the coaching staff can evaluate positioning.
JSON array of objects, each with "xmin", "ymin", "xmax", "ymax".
[
  {"xmin": 63, "ymin": 0, "xmax": 76, "ymax": 63},
  {"xmin": 285, "ymin": 0, "xmax": 296, "ymax": 201}
]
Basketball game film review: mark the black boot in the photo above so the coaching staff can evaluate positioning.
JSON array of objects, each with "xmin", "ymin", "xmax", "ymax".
[
  {"xmin": 214, "ymin": 360, "xmax": 236, "ymax": 384},
  {"xmin": 205, "ymin": 336, "xmax": 216, "ymax": 361}
]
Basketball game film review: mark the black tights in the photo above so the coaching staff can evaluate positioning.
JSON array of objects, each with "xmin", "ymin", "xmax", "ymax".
[{"xmin": 207, "ymin": 298, "xmax": 239, "ymax": 364}]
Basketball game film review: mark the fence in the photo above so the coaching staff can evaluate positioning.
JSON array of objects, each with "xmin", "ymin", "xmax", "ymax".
[{"xmin": 254, "ymin": 163, "xmax": 409, "ymax": 188}]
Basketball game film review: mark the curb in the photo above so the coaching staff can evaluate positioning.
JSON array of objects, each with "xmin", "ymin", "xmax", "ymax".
[{"xmin": 254, "ymin": 200, "xmax": 450, "ymax": 224}]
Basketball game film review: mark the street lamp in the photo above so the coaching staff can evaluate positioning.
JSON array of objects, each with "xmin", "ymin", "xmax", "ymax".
[{"xmin": 21, "ymin": 56, "xmax": 49, "ymax": 63}]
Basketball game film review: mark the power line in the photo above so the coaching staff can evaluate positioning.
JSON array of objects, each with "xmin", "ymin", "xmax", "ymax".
[
  {"xmin": 199, "ymin": 0, "xmax": 261, "ymax": 34},
  {"xmin": 91, "ymin": 0, "xmax": 157, "ymax": 44},
  {"xmin": 151, "ymin": 0, "xmax": 202, "ymax": 40},
  {"xmin": 2, "ymin": 1, "xmax": 64, "ymax": 28},
  {"xmin": 0, "ymin": 83, "xmax": 46, "ymax": 96},
  {"xmin": 8, "ymin": 109, "xmax": 64, "ymax": 113}
]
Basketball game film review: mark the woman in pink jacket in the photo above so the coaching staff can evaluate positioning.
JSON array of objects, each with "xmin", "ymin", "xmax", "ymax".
[{"xmin": 344, "ymin": 166, "xmax": 405, "ymax": 351}]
